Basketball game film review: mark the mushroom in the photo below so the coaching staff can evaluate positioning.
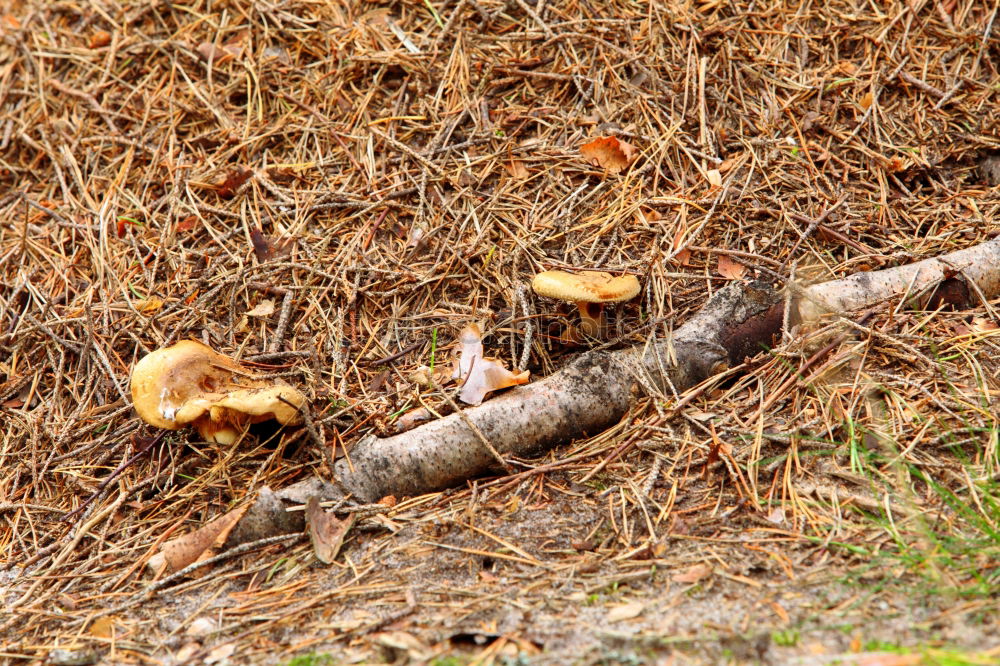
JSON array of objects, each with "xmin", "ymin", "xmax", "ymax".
[
  {"xmin": 130, "ymin": 340, "xmax": 306, "ymax": 444},
  {"xmin": 531, "ymin": 270, "xmax": 641, "ymax": 336}
]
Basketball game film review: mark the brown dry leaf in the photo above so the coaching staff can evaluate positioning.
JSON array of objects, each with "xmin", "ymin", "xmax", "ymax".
[
  {"xmin": 718, "ymin": 156, "xmax": 739, "ymax": 173},
  {"xmin": 175, "ymin": 643, "xmax": 201, "ymax": 662},
  {"xmin": 859, "ymin": 91, "xmax": 873, "ymax": 109},
  {"xmin": 305, "ymin": 496, "xmax": 355, "ymax": 564},
  {"xmin": 396, "ymin": 406, "xmax": 433, "ymax": 432},
  {"xmin": 374, "ymin": 632, "xmax": 431, "ymax": 661},
  {"xmin": 246, "ymin": 299, "xmax": 275, "ymax": 318},
  {"xmin": 970, "ymin": 317, "xmax": 998, "ymax": 333},
  {"xmin": 197, "ymin": 41, "xmax": 232, "ymax": 65},
  {"xmin": 89, "ymin": 31, "xmax": 111, "ymax": 48},
  {"xmin": 134, "ymin": 297, "xmax": 164, "ymax": 314},
  {"xmin": 505, "ymin": 159, "xmax": 530, "ymax": 179},
  {"xmin": 205, "ymin": 643, "xmax": 236, "ymax": 664},
  {"xmin": 176, "ymin": 215, "xmax": 199, "ymax": 232},
  {"xmin": 607, "ymin": 601, "xmax": 645, "ymax": 622},
  {"xmin": 580, "ymin": 136, "xmax": 638, "ymax": 174},
  {"xmin": 671, "ymin": 563, "xmax": 712, "ymax": 583},
  {"xmin": 215, "ymin": 167, "xmax": 253, "ymax": 198},
  {"xmin": 250, "ymin": 227, "xmax": 272, "ymax": 261},
  {"xmin": 248, "ymin": 229, "xmax": 293, "ymax": 262},
  {"xmin": 222, "ymin": 30, "xmax": 249, "ymax": 59},
  {"xmin": 672, "ymin": 229, "xmax": 692, "ymax": 266},
  {"xmin": 148, "ymin": 504, "xmax": 249, "ymax": 576},
  {"xmin": 836, "ymin": 61, "xmax": 858, "ymax": 76},
  {"xmin": 452, "ymin": 323, "xmax": 529, "ymax": 405},
  {"xmin": 197, "ymin": 33, "xmax": 246, "ymax": 65},
  {"xmin": 717, "ymin": 254, "xmax": 746, "ymax": 280},
  {"xmin": 2, "ymin": 14, "xmax": 20, "ymax": 29},
  {"xmin": 88, "ymin": 616, "xmax": 115, "ymax": 638}
]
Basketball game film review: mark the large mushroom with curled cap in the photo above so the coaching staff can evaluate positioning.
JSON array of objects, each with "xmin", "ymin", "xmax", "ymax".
[
  {"xmin": 532, "ymin": 270, "xmax": 641, "ymax": 337},
  {"xmin": 130, "ymin": 340, "xmax": 306, "ymax": 444}
]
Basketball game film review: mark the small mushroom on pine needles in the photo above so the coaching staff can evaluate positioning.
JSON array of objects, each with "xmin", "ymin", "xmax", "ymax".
[
  {"xmin": 532, "ymin": 270, "xmax": 641, "ymax": 336},
  {"xmin": 130, "ymin": 340, "xmax": 306, "ymax": 444}
]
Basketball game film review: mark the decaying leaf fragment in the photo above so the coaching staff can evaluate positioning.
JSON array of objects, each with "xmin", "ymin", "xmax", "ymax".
[
  {"xmin": 580, "ymin": 136, "xmax": 638, "ymax": 174},
  {"xmin": 147, "ymin": 503, "xmax": 249, "ymax": 576},
  {"xmin": 130, "ymin": 340, "xmax": 306, "ymax": 444},
  {"xmin": 451, "ymin": 323, "xmax": 529, "ymax": 405},
  {"xmin": 305, "ymin": 496, "xmax": 355, "ymax": 564}
]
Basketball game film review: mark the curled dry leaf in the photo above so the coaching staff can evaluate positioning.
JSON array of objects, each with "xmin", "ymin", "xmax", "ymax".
[
  {"xmin": 147, "ymin": 503, "xmax": 249, "ymax": 576},
  {"xmin": 405, "ymin": 224, "xmax": 427, "ymax": 249},
  {"xmin": 89, "ymin": 31, "xmax": 111, "ymax": 48},
  {"xmin": 580, "ymin": 136, "xmax": 638, "ymax": 174},
  {"xmin": 505, "ymin": 159, "xmax": 530, "ymax": 179},
  {"xmin": 452, "ymin": 323, "xmax": 529, "ymax": 406},
  {"xmin": 717, "ymin": 254, "xmax": 747, "ymax": 280},
  {"xmin": 245, "ymin": 299, "xmax": 275, "ymax": 318},
  {"xmin": 718, "ymin": 155, "xmax": 740, "ymax": 173},
  {"xmin": 673, "ymin": 229, "xmax": 692, "ymax": 266},
  {"xmin": 249, "ymin": 227, "xmax": 294, "ymax": 262},
  {"xmin": 196, "ymin": 31, "xmax": 247, "ymax": 66},
  {"xmin": 134, "ymin": 297, "xmax": 164, "ymax": 314},
  {"xmin": 458, "ymin": 359, "xmax": 530, "ymax": 406},
  {"xmin": 305, "ymin": 496, "xmax": 355, "ymax": 564},
  {"xmin": 88, "ymin": 616, "xmax": 116, "ymax": 638},
  {"xmin": 205, "ymin": 643, "xmax": 236, "ymax": 665},
  {"xmin": 215, "ymin": 166, "xmax": 253, "ymax": 198},
  {"xmin": 607, "ymin": 601, "xmax": 645, "ymax": 622},
  {"xmin": 671, "ymin": 563, "xmax": 713, "ymax": 584},
  {"xmin": 953, "ymin": 317, "xmax": 999, "ymax": 337},
  {"xmin": 197, "ymin": 42, "xmax": 230, "ymax": 65},
  {"xmin": 395, "ymin": 406, "xmax": 433, "ymax": 432},
  {"xmin": 187, "ymin": 617, "xmax": 217, "ymax": 637}
]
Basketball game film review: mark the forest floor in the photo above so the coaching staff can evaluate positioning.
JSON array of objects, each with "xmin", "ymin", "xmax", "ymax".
[{"xmin": 1, "ymin": 1, "xmax": 999, "ymax": 664}]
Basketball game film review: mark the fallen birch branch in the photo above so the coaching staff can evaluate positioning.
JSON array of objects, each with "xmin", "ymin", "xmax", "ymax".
[{"xmin": 334, "ymin": 238, "xmax": 1000, "ymax": 502}]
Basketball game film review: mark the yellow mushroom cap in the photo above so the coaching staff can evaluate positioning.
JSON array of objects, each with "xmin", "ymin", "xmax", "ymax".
[
  {"xmin": 531, "ymin": 271, "xmax": 641, "ymax": 304},
  {"xmin": 130, "ymin": 340, "xmax": 305, "ymax": 443}
]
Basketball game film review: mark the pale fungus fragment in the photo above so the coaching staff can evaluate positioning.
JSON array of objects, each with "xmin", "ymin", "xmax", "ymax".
[
  {"xmin": 531, "ymin": 270, "xmax": 641, "ymax": 336},
  {"xmin": 130, "ymin": 340, "xmax": 306, "ymax": 444},
  {"xmin": 451, "ymin": 323, "xmax": 529, "ymax": 405}
]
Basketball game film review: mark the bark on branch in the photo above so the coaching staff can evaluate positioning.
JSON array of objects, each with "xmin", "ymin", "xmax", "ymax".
[{"xmin": 336, "ymin": 239, "xmax": 1000, "ymax": 502}]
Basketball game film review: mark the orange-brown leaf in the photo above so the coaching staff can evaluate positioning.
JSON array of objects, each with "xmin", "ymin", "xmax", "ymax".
[
  {"xmin": 581, "ymin": 136, "xmax": 638, "ymax": 174},
  {"xmin": 505, "ymin": 160, "xmax": 530, "ymax": 179},
  {"xmin": 216, "ymin": 167, "xmax": 253, "ymax": 198},
  {"xmin": 89, "ymin": 31, "xmax": 111, "ymax": 48},
  {"xmin": 717, "ymin": 254, "xmax": 746, "ymax": 280}
]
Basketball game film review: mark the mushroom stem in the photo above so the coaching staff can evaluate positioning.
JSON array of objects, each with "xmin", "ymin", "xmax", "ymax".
[{"xmin": 576, "ymin": 302, "xmax": 605, "ymax": 336}]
